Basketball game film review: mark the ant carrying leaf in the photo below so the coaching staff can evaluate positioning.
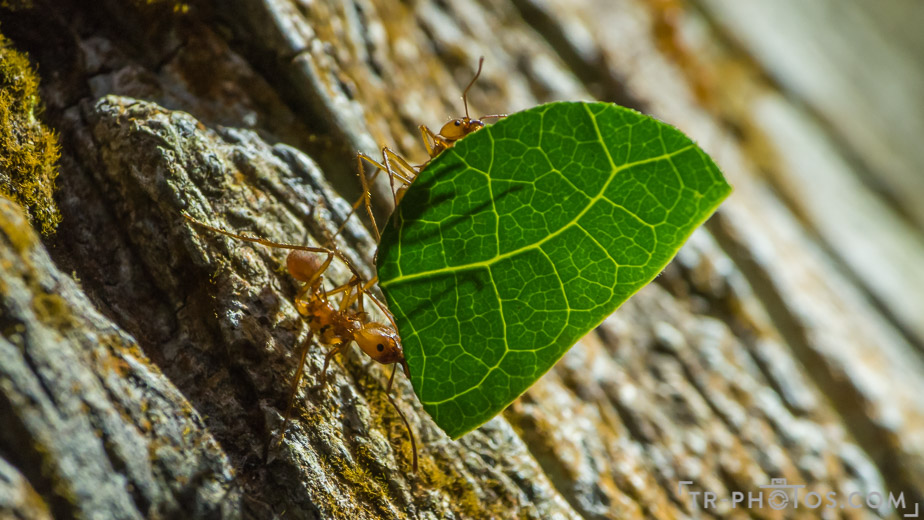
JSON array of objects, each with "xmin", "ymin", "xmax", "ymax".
[
  {"xmin": 182, "ymin": 213, "xmax": 418, "ymax": 471},
  {"xmin": 181, "ymin": 59, "xmax": 503, "ymax": 472},
  {"xmin": 336, "ymin": 57, "xmax": 506, "ymax": 242}
]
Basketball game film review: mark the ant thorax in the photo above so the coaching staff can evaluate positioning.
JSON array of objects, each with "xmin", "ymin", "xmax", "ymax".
[
  {"xmin": 300, "ymin": 296, "xmax": 363, "ymax": 348},
  {"xmin": 301, "ymin": 299, "xmax": 341, "ymax": 345}
]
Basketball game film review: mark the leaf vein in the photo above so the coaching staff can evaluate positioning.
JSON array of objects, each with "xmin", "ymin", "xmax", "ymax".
[{"xmin": 380, "ymin": 146, "xmax": 693, "ymax": 288}]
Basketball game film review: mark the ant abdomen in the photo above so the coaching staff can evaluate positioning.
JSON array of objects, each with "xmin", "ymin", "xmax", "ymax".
[{"xmin": 286, "ymin": 250, "xmax": 325, "ymax": 282}]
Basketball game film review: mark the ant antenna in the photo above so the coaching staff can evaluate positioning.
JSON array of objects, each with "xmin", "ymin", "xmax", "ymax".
[
  {"xmin": 386, "ymin": 364, "xmax": 419, "ymax": 472},
  {"xmin": 461, "ymin": 56, "xmax": 485, "ymax": 120}
]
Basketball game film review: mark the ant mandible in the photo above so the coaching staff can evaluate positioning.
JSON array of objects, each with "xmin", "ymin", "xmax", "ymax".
[
  {"xmin": 182, "ymin": 213, "xmax": 418, "ymax": 471},
  {"xmin": 337, "ymin": 57, "xmax": 506, "ymax": 241}
]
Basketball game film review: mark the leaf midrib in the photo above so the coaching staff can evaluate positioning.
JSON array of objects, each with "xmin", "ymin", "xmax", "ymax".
[{"xmin": 380, "ymin": 143, "xmax": 694, "ymax": 289}]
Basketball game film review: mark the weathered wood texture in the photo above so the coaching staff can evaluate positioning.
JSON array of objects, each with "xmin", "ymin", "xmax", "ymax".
[{"xmin": 1, "ymin": 0, "xmax": 922, "ymax": 518}]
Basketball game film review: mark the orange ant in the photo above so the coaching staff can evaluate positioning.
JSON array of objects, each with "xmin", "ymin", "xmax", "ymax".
[
  {"xmin": 337, "ymin": 57, "xmax": 506, "ymax": 241},
  {"xmin": 182, "ymin": 213, "xmax": 418, "ymax": 471}
]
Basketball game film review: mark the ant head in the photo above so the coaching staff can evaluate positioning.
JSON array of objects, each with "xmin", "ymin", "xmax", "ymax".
[
  {"xmin": 438, "ymin": 117, "xmax": 485, "ymax": 141},
  {"xmin": 354, "ymin": 322, "xmax": 404, "ymax": 365},
  {"xmin": 437, "ymin": 57, "xmax": 487, "ymax": 142}
]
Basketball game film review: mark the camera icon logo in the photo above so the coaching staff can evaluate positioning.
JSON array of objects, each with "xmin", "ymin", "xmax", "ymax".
[{"xmin": 759, "ymin": 478, "xmax": 805, "ymax": 510}]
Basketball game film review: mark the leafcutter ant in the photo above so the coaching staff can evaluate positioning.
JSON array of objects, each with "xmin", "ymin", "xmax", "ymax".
[
  {"xmin": 182, "ymin": 213, "xmax": 418, "ymax": 471},
  {"xmin": 337, "ymin": 57, "xmax": 506, "ymax": 241}
]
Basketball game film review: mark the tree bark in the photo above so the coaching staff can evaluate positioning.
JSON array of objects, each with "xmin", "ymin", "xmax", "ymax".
[{"xmin": 1, "ymin": 0, "xmax": 923, "ymax": 518}]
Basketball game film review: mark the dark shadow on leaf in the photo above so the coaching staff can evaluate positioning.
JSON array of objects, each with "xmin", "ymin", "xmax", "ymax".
[
  {"xmin": 391, "ymin": 182, "xmax": 527, "ymax": 249},
  {"xmin": 389, "ymin": 269, "xmax": 487, "ymax": 320}
]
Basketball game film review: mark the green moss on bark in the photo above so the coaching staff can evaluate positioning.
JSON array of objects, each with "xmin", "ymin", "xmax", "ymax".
[
  {"xmin": 0, "ymin": 1, "xmax": 34, "ymax": 10},
  {"xmin": 0, "ymin": 29, "xmax": 61, "ymax": 235}
]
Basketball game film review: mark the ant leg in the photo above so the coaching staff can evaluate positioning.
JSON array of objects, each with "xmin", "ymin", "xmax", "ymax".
[
  {"xmin": 357, "ymin": 152, "xmax": 386, "ymax": 242},
  {"xmin": 371, "ymin": 148, "xmax": 416, "ymax": 214},
  {"xmin": 182, "ymin": 212, "xmax": 360, "ymax": 296},
  {"xmin": 353, "ymin": 277, "xmax": 370, "ymax": 317},
  {"xmin": 382, "ymin": 148, "xmax": 422, "ymax": 206},
  {"xmin": 332, "ymin": 154, "xmax": 380, "ymax": 243},
  {"xmin": 352, "ymin": 279, "xmax": 369, "ymax": 318},
  {"xmin": 334, "ymin": 278, "xmax": 358, "ymax": 313},
  {"xmin": 320, "ymin": 343, "xmax": 347, "ymax": 386},
  {"xmin": 183, "ymin": 213, "xmax": 332, "ymax": 256},
  {"xmin": 336, "ymin": 276, "xmax": 377, "ymax": 323},
  {"xmin": 184, "ymin": 212, "xmax": 353, "ymax": 322},
  {"xmin": 366, "ymin": 151, "xmax": 415, "ymax": 198},
  {"xmin": 382, "ymin": 146, "xmax": 417, "ymax": 206},
  {"xmin": 278, "ymin": 330, "xmax": 315, "ymax": 447},
  {"xmin": 419, "ymin": 125, "xmax": 435, "ymax": 157},
  {"xmin": 333, "ymin": 152, "xmax": 415, "ymax": 242},
  {"xmin": 419, "ymin": 125, "xmax": 450, "ymax": 160},
  {"xmin": 321, "ymin": 278, "xmax": 353, "ymax": 301},
  {"xmin": 479, "ymin": 114, "xmax": 507, "ymax": 121},
  {"xmin": 386, "ymin": 364, "xmax": 419, "ymax": 472},
  {"xmin": 330, "ymin": 273, "xmax": 384, "ymax": 326},
  {"xmin": 315, "ymin": 247, "xmax": 397, "ymax": 330},
  {"xmin": 362, "ymin": 275, "xmax": 378, "ymax": 289},
  {"xmin": 321, "ymin": 276, "xmax": 375, "ymax": 327},
  {"xmin": 330, "ymin": 272, "xmax": 398, "ymax": 332},
  {"xmin": 352, "ymin": 276, "xmax": 377, "ymax": 318},
  {"xmin": 354, "ymin": 275, "xmax": 400, "ymax": 332}
]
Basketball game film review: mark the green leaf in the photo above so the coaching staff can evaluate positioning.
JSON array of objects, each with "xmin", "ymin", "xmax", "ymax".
[{"xmin": 376, "ymin": 101, "xmax": 731, "ymax": 439}]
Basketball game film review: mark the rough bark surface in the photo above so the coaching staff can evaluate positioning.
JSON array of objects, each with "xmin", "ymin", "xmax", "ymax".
[{"xmin": 1, "ymin": 0, "xmax": 923, "ymax": 518}]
